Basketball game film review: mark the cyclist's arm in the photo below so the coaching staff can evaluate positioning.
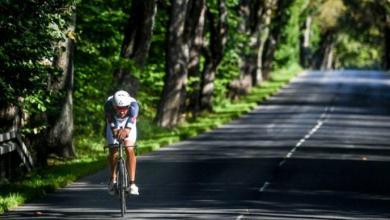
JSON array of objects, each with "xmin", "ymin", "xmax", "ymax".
[
  {"xmin": 104, "ymin": 98, "xmax": 120, "ymax": 138},
  {"xmin": 115, "ymin": 101, "xmax": 138, "ymax": 140},
  {"xmin": 125, "ymin": 101, "xmax": 139, "ymax": 128}
]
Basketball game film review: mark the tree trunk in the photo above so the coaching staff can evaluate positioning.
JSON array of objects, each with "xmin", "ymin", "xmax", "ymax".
[
  {"xmin": 323, "ymin": 42, "xmax": 334, "ymax": 70},
  {"xmin": 113, "ymin": 0, "xmax": 157, "ymax": 96},
  {"xmin": 262, "ymin": 34, "xmax": 276, "ymax": 80},
  {"xmin": 300, "ymin": 15, "xmax": 312, "ymax": 68},
  {"xmin": 0, "ymin": 105, "xmax": 20, "ymax": 132},
  {"xmin": 236, "ymin": 0, "xmax": 252, "ymax": 91},
  {"xmin": 199, "ymin": 0, "xmax": 227, "ymax": 111},
  {"xmin": 230, "ymin": 0, "xmax": 272, "ymax": 98},
  {"xmin": 262, "ymin": 0, "xmax": 294, "ymax": 75},
  {"xmin": 246, "ymin": 0, "xmax": 265, "ymax": 87},
  {"xmin": 184, "ymin": 0, "xmax": 206, "ymax": 116},
  {"xmin": 384, "ymin": 14, "xmax": 390, "ymax": 70},
  {"xmin": 47, "ymin": 4, "xmax": 76, "ymax": 158},
  {"xmin": 312, "ymin": 30, "xmax": 335, "ymax": 70},
  {"xmin": 199, "ymin": 50, "xmax": 217, "ymax": 112},
  {"xmin": 155, "ymin": 0, "xmax": 189, "ymax": 128},
  {"xmin": 255, "ymin": 0, "xmax": 274, "ymax": 84},
  {"xmin": 185, "ymin": 0, "xmax": 206, "ymax": 72}
]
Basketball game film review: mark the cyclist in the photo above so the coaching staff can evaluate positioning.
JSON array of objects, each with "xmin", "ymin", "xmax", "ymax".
[{"xmin": 104, "ymin": 90, "xmax": 139, "ymax": 196}]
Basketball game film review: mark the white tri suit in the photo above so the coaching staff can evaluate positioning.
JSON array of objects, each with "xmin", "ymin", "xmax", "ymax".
[{"xmin": 104, "ymin": 95, "xmax": 139, "ymax": 147}]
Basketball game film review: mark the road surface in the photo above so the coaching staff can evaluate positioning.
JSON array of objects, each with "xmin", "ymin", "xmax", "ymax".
[{"xmin": 3, "ymin": 70, "xmax": 390, "ymax": 219}]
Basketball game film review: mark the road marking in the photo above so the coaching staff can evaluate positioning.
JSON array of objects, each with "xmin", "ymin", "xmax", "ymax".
[
  {"xmin": 259, "ymin": 181, "xmax": 270, "ymax": 192},
  {"xmin": 259, "ymin": 104, "xmax": 335, "ymax": 192},
  {"xmin": 236, "ymin": 209, "xmax": 250, "ymax": 220},
  {"xmin": 236, "ymin": 214, "xmax": 244, "ymax": 220}
]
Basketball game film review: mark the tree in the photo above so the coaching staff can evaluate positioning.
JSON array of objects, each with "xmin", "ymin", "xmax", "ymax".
[
  {"xmin": 385, "ymin": 13, "xmax": 390, "ymax": 70},
  {"xmin": 0, "ymin": 0, "xmax": 75, "ymax": 165},
  {"xmin": 319, "ymin": 0, "xmax": 387, "ymax": 69},
  {"xmin": 155, "ymin": 0, "xmax": 190, "ymax": 128},
  {"xmin": 199, "ymin": 0, "xmax": 228, "ymax": 111},
  {"xmin": 376, "ymin": 1, "xmax": 390, "ymax": 69},
  {"xmin": 242, "ymin": 0, "xmax": 274, "ymax": 86},
  {"xmin": 184, "ymin": 0, "xmax": 206, "ymax": 116},
  {"xmin": 312, "ymin": 0, "xmax": 345, "ymax": 69},
  {"xmin": 299, "ymin": 1, "xmax": 321, "ymax": 68},
  {"xmin": 113, "ymin": 0, "xmax": 157, "ymax": 95},
  {"xmin": 261, "ymin": 0, "xmax": 294, "ymax": 76},
  {"xmin": 46, "ymin": 3, "xmax": 77, "ymax": 158},
  {"xmin": 228, "ymin": 0, "xmax": 274, "ymax": 98}
]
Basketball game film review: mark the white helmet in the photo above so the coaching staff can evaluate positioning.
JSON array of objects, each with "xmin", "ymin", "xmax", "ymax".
[{"xmin": 113, "ymin": 90, "xmax": 131, "ymax": 107}]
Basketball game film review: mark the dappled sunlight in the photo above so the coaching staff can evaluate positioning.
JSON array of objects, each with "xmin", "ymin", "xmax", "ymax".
[{"xmin": 4, "ymin": 70, "xmax": 390, "ymax": 219}]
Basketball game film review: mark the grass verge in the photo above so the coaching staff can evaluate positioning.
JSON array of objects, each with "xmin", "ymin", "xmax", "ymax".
[{"xmin": 0, "ymin": 65, "xmax": 301, "ymax": 214}]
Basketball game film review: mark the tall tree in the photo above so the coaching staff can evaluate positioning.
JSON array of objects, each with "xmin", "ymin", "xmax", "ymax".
[
  {"xmin": 242, "ymin": 0, "xmax": 274, "ymax": 86},
  {"xmin": 385, "ymin": 14, "xmax": 390, "ymax": 70},
  {"xmin": 299, "ymin": 0, "xmax": 319, "ymax": 68},
  {"xmin": 199, "ymin": 0, "xmax": 228, "ymax": 111},
  {"xmin": 379, "ymin": 2, "xmax": 390, "ymax": 70},
  {"xmin": 300, "ymin": 15, "xmax": 312, "ymax": 68},
  {"xmin": 228, "ymin": 0, "xmax": 274, "ymax": 98},
  {"xmin": 262, "ymin": 0, "xmax": 295, "ymax": 74},
  {"xmin": 318, "ymin": 30, "xmax": 336, "ymax": 69},
  {"xmin": 47, "ymin": 3, "xmax": 76, "ymax": 158},
  {"xmin": 156, "ymin": 0, "xmax": 190, "ymax": 128},
  {"xmin": 184, "ymin": 0, "xmax": 206, "ymax": 116},
  {"xmin": 113, "ymin": 0, "xmax": 157, "ymax": 95},
  {"xmin": 0, "ymin": 0, "xmax": 75, "ymax": 165},
  {"xmin": 312, "ymin": 0, "xmax": 345, "ymax": 69},
  {"xmin": 231, "ymin": 0, "xmax": 252, "ymax": 94}
]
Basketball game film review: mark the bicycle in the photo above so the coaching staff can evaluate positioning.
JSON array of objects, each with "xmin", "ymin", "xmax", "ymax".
[{"xmin": 109, "ymin": 139, "xmax": 129, "ymax": 217}]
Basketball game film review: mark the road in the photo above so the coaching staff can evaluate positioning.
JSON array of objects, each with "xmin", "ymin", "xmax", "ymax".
[{"xmin": 3, "ymin": 70, "xmax": 390, "ymax": 219}]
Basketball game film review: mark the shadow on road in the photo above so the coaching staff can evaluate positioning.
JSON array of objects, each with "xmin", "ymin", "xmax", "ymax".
[{"xmin": 3, "ymin": 70, "xmax": 390, "ymax": 219}]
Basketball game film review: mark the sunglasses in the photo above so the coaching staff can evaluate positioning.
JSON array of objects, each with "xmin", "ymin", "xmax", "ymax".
[{"xmin": 114, "ymin": 106, "xmax": 129, "ymax": 111}]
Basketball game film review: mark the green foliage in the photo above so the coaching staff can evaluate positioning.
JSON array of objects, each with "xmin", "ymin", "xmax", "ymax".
[
  {"xmin": 0, "ymin": 0, "xmax": 70, "ymax": 104},
  {"xmin": 1, "ymin": 0, "xmax": 387, "ymax": 213},
  {"xmin": 137, "ymin": 64, "xmax": 166, "ymax": 119},
  {"xmin": 335, "ymin": 33, "xmax": 382, "ymax": 69},
  {"xmin": 214, "ymin": 49, "xmax": 240, "ymax": 105},
  {"xmin": 0, "ymin": 0, "xmax": 75, "ymax": 136},
  {"xmin": 135, "ymin": 64, "xmax": 301, "ymax": 154},
  {"xmin": 316, "ymin": 0, "xmax": 346, "ymax": 30},
  {"xmin": 273, "ymin": 0, "xmax": 308, "ymax": 69},
  {"xmin": 331, "ymin": 0, "xmax": 385, "ymax": 69},
  {"xmin": 0, "ymin": 63, "xmax": 300, "ymax": 212},
  {"xmin": 74, "ymin": 0, "xmax": 130, "ymax": 136},
  {"xmin": 307, "ymin": 19, "xmax": 322, "ymax": 58}
]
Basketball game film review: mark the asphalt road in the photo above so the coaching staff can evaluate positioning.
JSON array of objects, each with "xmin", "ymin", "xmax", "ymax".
[{"xmin": 3, "ymin": 70, "xmax": 390, "ymax": 219}]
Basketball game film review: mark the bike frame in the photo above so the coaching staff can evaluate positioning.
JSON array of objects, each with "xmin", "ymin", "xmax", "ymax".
[{"xmin": 114, "ymin": 140, "xmax": 128, "ymax": 217}]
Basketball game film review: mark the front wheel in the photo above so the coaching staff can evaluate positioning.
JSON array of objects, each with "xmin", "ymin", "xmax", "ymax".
[{"xmin": 117, "ymin": 159, "xmax": 127, "ymax": 217}]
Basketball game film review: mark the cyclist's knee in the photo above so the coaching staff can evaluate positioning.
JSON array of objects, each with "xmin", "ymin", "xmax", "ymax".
[
  {"xmin": 125, "ymin": 147, "xmax": 135, "ymax": 157},
  {"xmin": 124, "ymin": 139, "xmax": 135, "ymax": 147},
  {"xmin": 109, "ymin": 148, "xmax": 118, "ymax": 155}
]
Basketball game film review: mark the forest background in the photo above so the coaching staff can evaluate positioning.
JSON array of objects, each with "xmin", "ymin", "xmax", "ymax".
[{"xmin": 0, "ymin": 0, "xmax": 389, "ymax": 212}]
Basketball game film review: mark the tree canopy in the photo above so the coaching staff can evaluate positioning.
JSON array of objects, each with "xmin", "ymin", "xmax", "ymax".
[{"xmin": 0, "ymin": 0, "xmax": 388, "ymax": 164}]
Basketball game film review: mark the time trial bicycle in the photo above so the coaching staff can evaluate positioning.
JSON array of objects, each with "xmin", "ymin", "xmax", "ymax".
[{"xmin": 109, "ymin": 139, "xmax": 129, "ymax": 217}]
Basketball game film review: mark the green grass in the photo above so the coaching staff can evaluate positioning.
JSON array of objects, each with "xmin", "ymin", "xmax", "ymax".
[{"xmin": 0, "ymin": 64, "xmax": 301, "ymax": 213}]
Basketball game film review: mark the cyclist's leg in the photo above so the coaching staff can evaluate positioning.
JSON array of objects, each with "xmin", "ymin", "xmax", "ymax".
[
  {"xmin": 106, "ymin": 124, "xmax": 119, "ymax": 182},
  {"xmin": 108, "ymin": 148, "xmax": 118, "ymax": 182},
  {"xmin": 124, "ymin": 140, "xmax": 136, "ymax": 183},
  {"xmin": 124, "ymin": 140, "xmax": 139, "ymax": 195},
  {"xmin": 124, "ymin": 126, "xmax": 137, "ymax": 183}
]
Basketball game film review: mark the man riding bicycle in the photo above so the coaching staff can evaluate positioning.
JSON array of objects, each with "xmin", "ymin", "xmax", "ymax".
[{"xmin": 104, "ymin": 90, "xmax": 139, "ymax": 196}]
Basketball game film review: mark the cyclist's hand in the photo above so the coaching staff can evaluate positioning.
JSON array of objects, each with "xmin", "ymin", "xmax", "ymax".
[{"xmin": 117, "ymin": 128, "xmax": 130, "ymax": 140}]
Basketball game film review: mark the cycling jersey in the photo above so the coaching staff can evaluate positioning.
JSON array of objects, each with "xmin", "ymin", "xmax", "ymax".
[
  {"xmin": 104, "ymin": 95, "xmax": 139, "ymax": 145},
  {"xmin": 104, "ymin": 95, "xmax": 139, "ymax": 130}
]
